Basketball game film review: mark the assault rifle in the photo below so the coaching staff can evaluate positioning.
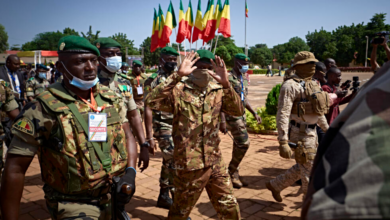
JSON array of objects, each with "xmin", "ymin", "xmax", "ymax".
[{"xmin": 111, "ymin": 176, "xmax": 132, "ymax": 220}]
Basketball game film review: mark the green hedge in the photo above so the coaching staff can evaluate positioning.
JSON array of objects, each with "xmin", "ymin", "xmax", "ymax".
[
  {"xmin": 251, "ymin": 69, "xmax": 280, "ymax": 74},
  {"xmin": 265, "ymin": 84, "xmax": 281, "ymax": 115},
  {"xmin": 246, "ymin": 107, "xmax": 277, "ymax": 132}
]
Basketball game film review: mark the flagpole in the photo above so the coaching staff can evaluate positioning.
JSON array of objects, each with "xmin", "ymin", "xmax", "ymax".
[
  {"xmin": 209, "ymin": 39, "xmax": 213, "ymax": 51},
  {"xmin": 190, "ymin": 26, "xmax": 194, "ymax": 52},
  {"xmin": 213, "ymin": 35, "xmax": 219, "ymax": 54},
  {"xmin": 174, "ymin": 28, "xmax": 182, "ymax": 64},
  {"xmin": 245, "ymin": 0, "xmax": 247, "ymax": 56}
]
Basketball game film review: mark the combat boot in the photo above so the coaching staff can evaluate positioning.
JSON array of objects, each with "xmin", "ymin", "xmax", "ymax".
[
  {"xmin": 230, "ymin": 170, "xmax": 243, "ymax": 189},
  {"xmin": 157, "ymin": 187, "xmax": 173, "ymax": 209},
  {"xmin": 237, "ymin": 169, "xmax": 249, "ymax": 187},
  {"xmin": 266, "ymin": 181, "xmax": 282, "ymax": 202}
]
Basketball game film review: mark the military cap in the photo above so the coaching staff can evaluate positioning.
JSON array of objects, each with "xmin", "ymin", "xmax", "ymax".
[
  {"xmin": 196, "ymin": 49, "xmax": 215, "ymax": 64},
  {"xmin": 93, "ymin": 37, "xmax": 121, "ymax": 49},
  {"xmin": 57, "ymin": 35, "xmax": 100, "ymax": 56},
  {"xmin": 235, "ymin": 53, "xmax": 250, "ymax": 61},
  {"xmin": 293, "ymin": 51, "xmax": 318, "ymax": 65},
  {"xmin": 122, "ymin": 62, "xmax": 129, "ymax": 67},
  {"xmin": 133, "ymin": 60, "xmax": 143, "ymax": 66},
  {"xmin": 161, "ymin": 46, "xmax": 179, "ymax": 56},
  {"xmin": 36, "ymin": 64, "xmax": 49, "ymax": 70}
]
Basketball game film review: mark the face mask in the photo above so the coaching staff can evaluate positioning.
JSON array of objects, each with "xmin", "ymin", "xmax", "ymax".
[
  {"xmin": 237, "ymin": 62, "xmax": 249, "ymax": 74},
  {"xmin": 162, "ymin": 58, "xmax": 177, "ymax": 73},
  {"xmin": 122, "ymin": 70, "xmax": 128, "ymax": 74},
  {"xmin": 100, "ymin": 56, "xmax": 122, "ymax": 73},
  {"xmin": 38, "ymin": 72, "xmax": 47, "ymax": 79},
  {"xmin": 61, "ymin": 61, "xmax": 99, "ymax": 90},
  {"xmin": 294, "ymin": 63, "xmax": 316, "ymax": 80},
  {"xmin": 190, "ymin": 69, "xmax": 210, "ymax": 88}
]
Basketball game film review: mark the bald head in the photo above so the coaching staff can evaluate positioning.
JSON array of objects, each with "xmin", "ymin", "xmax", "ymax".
[
  {"xmin": 324, "ymin": 58, "xmax": 336, "ymax": 71},
  {"xmin": 6, "ymin": 55, "xmax": 20, "ymax": 72}
]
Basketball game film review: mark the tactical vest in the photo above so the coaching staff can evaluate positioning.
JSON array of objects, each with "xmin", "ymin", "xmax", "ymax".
[{"xmin": 36, "ymin": 83, "xmax": 128, "ymax": 195}]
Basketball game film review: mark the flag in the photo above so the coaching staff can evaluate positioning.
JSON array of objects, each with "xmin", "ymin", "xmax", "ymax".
[
  {"xmin": 218, "ymin": 0, "xmax": 231, "ymax": 38},
  {"xmin": 245, "ymin": 1, "xmax": 248, "ymax": 17},
  {"xmin": 204, "ymin": 0, "xmax": 222, "ymax": 43},
  {"xmin": 185, "ymin": 0, "xmax": 194, "ymax": 41},
  {"xmin": 192, "ymin": 0, "xmax": 203, "ymax": 43},
  {"xmin": 215, "ymin": 0, "xmax": 223, "ymax": 29},
  {"xmin": 151, "ymin": 8, "xmax": 159, "ymax": 52},
  {"xmin": 176, "ymin": 0, "xmax": 186, "ymax": 43},
  {"xmin": 158, "ymin": 4, "xmax": 166, "ymax": 48},
  {"xmin": 161, "ymin": 1, "xmax": 177, "ymax": 45}
]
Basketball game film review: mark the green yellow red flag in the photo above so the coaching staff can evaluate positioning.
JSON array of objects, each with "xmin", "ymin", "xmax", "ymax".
[
  {"xmin": 151, "ymin": 8, "xmax": 159, "ymax": 52},
  {"xmin": 218, "ymin": 0, "xmax": 231, "ymax": 38},
  {"xmin": 215, "ymin": 0, "xmax": 223, "ymax": 29},
  {"xmin": 246, "ymin": 1, "xmax": 248, "ymax": 17},
  {"xmin": 176, "ymin": 0, "xmax": 186, "ymax": 43},
  {"xmin": 204, "ymin": 0, "xmax": 220, "ymax": 43},
  {"xmin": 161, "ymin": 1, "xmax": 177, "ymax": 45},
  {"xmin": 185, "ymin": 0, "xmax": 194, "ymax": 41},
  {"xmin": 192, "ymin": 0, "xmax": 203, "ymax": 43},
  {"xmin": 158, "ymin": 4, "xmax": 166, "ymax": 48}
]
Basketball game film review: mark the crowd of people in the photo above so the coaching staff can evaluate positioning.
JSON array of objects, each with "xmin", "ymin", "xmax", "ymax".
[{"xmin": 0, "ymin": 34, "xmax": 389, "ymax": 220}]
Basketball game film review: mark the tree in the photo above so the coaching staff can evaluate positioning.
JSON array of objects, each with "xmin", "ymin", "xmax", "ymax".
[
  {"xmin": 306, "ymin": 28, "xmax": 333, "ymax": 61},
  {"xmin": 22, "ymin": 31, "xmax": 66, "ymax": 51},
  {"xmin": 273, "ymin": 37, "xmax": 309, "ymax": 64},
  {"xmin": 81, "ymin": 26, "xmax": 100, "ymax": 43},
  {"xmin": 250, "ymin": 47, "xmax": 273, "ymax": 67},
  {"xmin": 110, "ymin": 32, "xmax": 139, "ymax": 61},
  {"xmin": 140, "ymin": 37, "xmax": 161, "ymax": 66},
  {"xmin": 63, "ymin": 27, "xmax": 80, "ymax": 36},
  {"xmin": 215, "ymin": 46, "xmax": 231, "ymax": 63},
  {"xmin": 0, "ymin": 24, "xmax": 9, "ymax": 53},
  {"xmin": 10, "ymin": 44, "xmax": 21, "ymax": 51}
]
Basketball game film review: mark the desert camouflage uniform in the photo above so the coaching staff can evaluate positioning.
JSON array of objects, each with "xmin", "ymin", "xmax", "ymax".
[
  {"xmin": 25, "ymin": 76, "xmax": 50, "ymax": 100},
  {"xmin": 304, "ymin": 65, "xmax": 390, "ymax": 219},
  {"xmin": 145, "ymin": 72, "xmax": 244, "ymax": 219},
  {"xmin": 98, "ymin": 69, "xmax": 137, "ymax": 112},
  {"xmin": 225, "ymin": 70, "xmax": 250, "ymax": 174},
  {"xmin": 0, "ymin": 80, "xmax": 18, "ymax": 179},
  {"xmin": 7, "ymin": 83, "xmax": 129, "ymax": 219},
  {"xmin": 270, "ymin": 76, "xmax": 328, "ymax": 195},
  {"xmin": 127, "ymin": 72, "xmax": 148, "ymax": 117},
  {"xmin": 144, "ymin": 70, "xmax": 175, "ymax": 189},
  {"xmin": 284, "ymin": 68, "xmax": 295, "ymax": 81}
]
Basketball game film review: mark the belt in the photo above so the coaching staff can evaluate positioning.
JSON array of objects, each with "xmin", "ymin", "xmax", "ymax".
[{"xmin": 290, "ymin": 120, "xmax": 316, "ymax": 129}]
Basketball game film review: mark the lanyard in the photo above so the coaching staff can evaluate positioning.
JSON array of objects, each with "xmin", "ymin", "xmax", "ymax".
[
  {"xmin": 8, "ymin": 71, "xmax": 16, "ymax": 82},
  {"xmin": 136, "ymin": 75, "xmax": 140, "ymax": 87},
  {"xmin": 239, "ymin": 75, "xmax": 245, "ymax": 101},
  {"xmin": 78, "ymin": 89, "xmax": 105, "ymax": 113}
]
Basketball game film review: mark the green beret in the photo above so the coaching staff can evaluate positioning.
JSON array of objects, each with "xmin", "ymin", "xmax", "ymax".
[
  {"xmin": 161, "ymin": 46, "xmax": 179, "ymax": 56},
  {"xmin": 133, "ymin": 60, "xmax": 143, "ymax": 66},
  {"xmin": 197, "ymin": 50, "xmax": 215, "ymax": 64},
  {"xmin": 58, "ymin": 35, "xmax": 100, "ymax": 56},
  {"xmin": 93, "ymin": 37, "xmax": 121, "ymax": 49},
  {"xmin": 122, "ymin": 62, "xmax": 129, "ymax": 67},
  {"xmin": 36, "ymin": 64, "xmax": 49, "ymax": 70},
  {"xmin": 235, "ymin": 53, "xmax": 250, "ymax": 61}
]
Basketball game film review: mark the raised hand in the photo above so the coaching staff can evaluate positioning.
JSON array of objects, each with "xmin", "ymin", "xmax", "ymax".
[
  {"xmin": 177, "ymin": 51, "xmax": 200, "ymax": 77},
  {"xmin": 208, "ymin": 56, "xmax": 230, "ymax": 88}
]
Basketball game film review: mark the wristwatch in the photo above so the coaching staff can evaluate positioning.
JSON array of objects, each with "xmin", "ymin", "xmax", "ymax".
[{"xmin": 140, "ymin": 141, "xmax": 150, "ymax": 148}]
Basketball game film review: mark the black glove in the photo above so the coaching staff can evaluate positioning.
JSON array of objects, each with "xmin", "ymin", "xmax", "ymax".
[{"xmin": 116, "ymin": 168, "xmax": 136, "ymax": 207}]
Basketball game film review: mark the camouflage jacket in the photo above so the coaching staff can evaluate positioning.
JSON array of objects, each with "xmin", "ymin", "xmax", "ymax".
[
  {"xmin": 226, "ymin": 70, "xmax": 249, "ymax": 117},
  {"xmin": 8, "ymin": 83, "xmax": 129, "ymax": 195},
  {"xmin": 304, "ymin": 64, "xmax": 390, "ymax": 219},
  {"xmin": 144, "ymin": 70, "xmax": 173, "ymax": 136},
  {"xmin": 145, "ymin": 72, "xmax": 244, "ymax": 171},
  {"xmin": 127, "ymin": 72, "xmax": 148, "ymax": 101},
  {"xmin": 0, "ymin": 79, "xmax": 19, "ymax": 122},
  {"xmin": 25, "ymin": 77, "xmax": 50, "ymax": 98},
  {"xmin": 98, "ymin": 69, "xmax": 137, "ymax": 112}
]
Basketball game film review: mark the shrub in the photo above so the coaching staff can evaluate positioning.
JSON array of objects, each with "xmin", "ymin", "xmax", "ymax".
[
  {"xmin": 246, "ymin": 107, "xmax": 277, "ymax": 132},
  {"xmin": 265, "ymin": 84, "xmax": 281, "ymax": 115},
  {"xmin": 251, "ymin": 69, "xmax": 280, "ymax": 74}
]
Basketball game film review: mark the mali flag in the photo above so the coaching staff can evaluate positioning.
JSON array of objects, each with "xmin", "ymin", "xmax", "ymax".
[
  {"xmin": 151, "ymin": 8, "xmax": 159, "ymax": 52},
  {"xmin": 215, "ymin": 0, "xmax": 224, "ymax": 29},
  {"xmin": 161, "ymin": 1, "xmax": 177, "ymax": 46},
  {"xmin": 202, "ymin": 0, "xmax": 216, "ymax": 43},
  {"xmin": 246, "ymin": 1, "xmax": 248, "ymax": 17},
  {"xmin": 192, "ymin": 0, "xmax": 203, "ymax": 43},
  {"xmin": 218, "ymin": 0, "xmax": 231, "ymax": 38},
  {"xmin": 185, "ymin": 0, "xmax": 194, "ymax": 41},
  {"xmin": 176, "ymin": 0, "xmax": 186, "ymax": 43},
  {"xmin": 158, "ymin": 4, "xmax": 166, "ymax": 48}
]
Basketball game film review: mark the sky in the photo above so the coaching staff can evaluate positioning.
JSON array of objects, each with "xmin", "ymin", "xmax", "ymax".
[{"xmin": 1, "ymin": 0, "xmax": 390, "ymax": 51}]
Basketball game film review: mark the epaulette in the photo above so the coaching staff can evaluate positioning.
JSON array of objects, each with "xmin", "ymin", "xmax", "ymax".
[
  {"xmin": 0, "ymin": 80, "xmax": 9, "ymax": 87},
  {"xmin": 28, "ymin": 77, "xmax": 34, "ymax": 81},
  {"xmin": 36, "ymin": 84, "xmax": 71, "ymax": 113},
  {"xmin": 149, "ymin": 73, "xmax": 158, "ymax": 79},
  {"xmin": 99, "ymin": 84, "xmax": 118, "ymax": 101}
]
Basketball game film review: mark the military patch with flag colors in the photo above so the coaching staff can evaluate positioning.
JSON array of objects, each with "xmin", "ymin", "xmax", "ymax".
[{"xmin": 13, "ymin": 118, "xmax": 34, "ymax": 135}]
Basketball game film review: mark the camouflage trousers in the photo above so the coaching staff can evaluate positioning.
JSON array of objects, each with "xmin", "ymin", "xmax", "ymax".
[
  {"xmin": 157, "ymin": 134, "xmax": 175, "ymax": 189},
  {"xmin": 168, "ymin": 159, "xmax": 240, "ymax": 220},
  {"xmin": 270, "ymin": 123, "xmax": 318, "ymax": 195},
  {"xmin": 226, "ymin": 115, "xmax": 250, "ymax": 174},
  {"xmin": 46, "ymin": 196, "xmax": 111, "ymax": 220},
  {"xmin": 135, "ymin": 99, "xmax": 144, "ymax": 119}
]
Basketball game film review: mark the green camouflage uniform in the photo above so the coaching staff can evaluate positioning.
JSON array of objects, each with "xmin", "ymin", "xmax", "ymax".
[
  {"xmin": 0, "ymin": 80, "xmax": 19, "ymax": 179},
  {"xmin": 25, "ymin": 76, "xmax": 50, "ymax": 99},
  {"xmin": 127, "ymin": 72, "xmax": 148, "ymax": 117},
  {"xmin": 98, "ymin": 69, "xmax": 137, "ymax": 112},
  {"xmin": 144, "ymin": 70, "xmax": 175, "ymax": 189},
  {"xmin": 304, "ymin": 65, "xmax": 390, "ymax": 219},
  {"xmin": 145, "ymin": 72, "xmax": 244, "ymax": 219},
  {"xmin": 225, "ymin": 70, "xmax": 250, "ymax": 174},
  {"xmin": 7, "ymin": 83, "xmax": 129, "ymax": 219}
]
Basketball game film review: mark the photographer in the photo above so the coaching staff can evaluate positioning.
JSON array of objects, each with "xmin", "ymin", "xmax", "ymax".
[{"xmin": 370, "ymin": 35, "xmax": 390, "ymax": 73}]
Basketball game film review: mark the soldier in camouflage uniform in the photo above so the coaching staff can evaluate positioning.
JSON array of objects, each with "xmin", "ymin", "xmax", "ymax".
[
  {"xmin": 266, "ymin": 52, "xmax": 330, "ymax": 202},
  {"xmin": 128, "ymin": 60, "xmax": 148, "ymax": 117},
  {"xmin": 0, "ymin": 36, "xmax": 137, "ymax": 219},
  {"xmin": 220, "ymin": 53, "xmax": 262, "ymax": 189},
  {"xmin": 25, "ymin": 64, "xmax": 50, "ymax": 102},
  {"xmin": 302, "ymin": 61, "xmax": 390, "ymax": 220},
  {"xmin": 121, "ymin": 62, "xmax": 130, "ymax": 74},
  {"xmin": 146, "ymin": 50, "xmax": 244, "ymax": 220},
  {"xmin": 94, "ymin": 37, "xmax": 150, "ymax": 170},
  {"xmin": 144, "ymin": 47, "xmax": 178, "ymax": 209}
]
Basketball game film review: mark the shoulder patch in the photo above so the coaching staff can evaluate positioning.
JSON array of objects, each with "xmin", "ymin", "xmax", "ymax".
[
  {"xmin": 150, "ymin": 73, "xmax": 158, "ymax": 79},
  {"xmin": 13, "ymin": 118, "xmax": 35, "ymax": 136}
]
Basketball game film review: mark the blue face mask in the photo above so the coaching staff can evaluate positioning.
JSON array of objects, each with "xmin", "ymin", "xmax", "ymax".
[
  {"xmin": 237, "ymin": 62, "xmax": 249, "ymax": 74},
  {"xmin": 100, "ymin": 56, "xmax": 122, "ymax": 73},
  {"xmin": 61, "ymin": 61, "xmax": 99, "ymax": 90},
  {"xmin": 38, "ymin": 72, "xmax": 47, "ymax": 79}
]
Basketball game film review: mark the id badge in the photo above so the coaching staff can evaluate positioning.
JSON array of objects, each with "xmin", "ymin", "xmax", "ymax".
[
  {"xmin": 241, "ymin": 92, "xmax": 244, "ymax": 101},
  {"xmin": 88, "ymin": 113, "xmax": 107, "ymax": 142},
  {"xmin": 137, "ymin": 86, "xmax": 143, "ymax": 95}
]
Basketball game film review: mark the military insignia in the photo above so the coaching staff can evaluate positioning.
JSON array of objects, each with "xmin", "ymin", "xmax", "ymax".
[
  {"xmin": 245, "ymin": 58, "xmax": 248, "ymax": 61},
  {"xmin": 13, "ymin": 118, "xmax": 34, "ymax": 135},
  {"xmin": 96, "ymin": 43, "xmax": 100, "ymax": 48},
  {"xmin": 59, "ymin": 42, "xmax": 65, "ymax": 51}
]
